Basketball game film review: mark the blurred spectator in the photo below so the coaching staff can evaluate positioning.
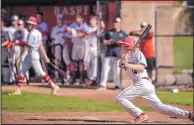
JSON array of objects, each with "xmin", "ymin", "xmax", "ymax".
[
  {"xmin": 1, "ymin": 20, "xmax": 11, "ymax": 83},
  {"xmin": 50, "ymin": 13, "xmax": 71, "ymax": 84},
  {"xmin": 36, "ymin": 11, "xmax": 49, "ymax": 74},
  {"xmin": 68, "ymin": 14, "xmax": 89, "ymax": 86},
  {"xmin": 97, "ymin": 17, "xmax": 128, "ymax": 90},
  {"xmin": 129, "ymin": 21, "xmax": 156, "ymax": 81},
  {"xmin": 85, "ymin": 15, "xmax": 105, "ymax": 86}
]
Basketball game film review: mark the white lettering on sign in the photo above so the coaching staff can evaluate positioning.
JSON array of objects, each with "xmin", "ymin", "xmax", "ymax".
[
  {"xmin": 54, "ymin": 5, "xmax": 92, "ymax": 16},
  {"xmin": 69, "ymin": 6, "xmax": 75, "ymax": 16},
  {"xmin": 63, "ymin": 7, "xmax": 68, "ymax": 15},
  {"xmin": 84, "ymin": 6, "xmax": 89, "ymax": 15},
  {"xmin": 54, "ymin": 6, "xmax": 60, "ymax": 15},
  {"xmin": 76, "ymin": 6, "xmax": 82, "ymax": 15}
]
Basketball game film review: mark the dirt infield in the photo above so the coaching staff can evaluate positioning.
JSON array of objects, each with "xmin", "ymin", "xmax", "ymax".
[
  {"xmin": 2, "ymin": 111, "xmax": 193, "ymax": 124},
  {"xmin": 2, "ymin": 84, "xmax": 194, "ymax": 124}
]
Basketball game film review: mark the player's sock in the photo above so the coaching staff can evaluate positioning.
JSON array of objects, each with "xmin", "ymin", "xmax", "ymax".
[
  {"xmin": 42, "ymin": 74, "xmax": 56, "ymax": 88},
  {"xmin": 17, "ymin": 76, "xmax": 25, "ymax": 89},
  {"xmin": 66, "ymin": 64, "xmax": 71, "ymax": 74}
]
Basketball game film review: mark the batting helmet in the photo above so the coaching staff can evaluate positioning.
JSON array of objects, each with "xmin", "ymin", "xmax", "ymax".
[
  {"xmin": 27, "ymin": 16, "xmax": 37, "ymax": 27},
  {"xmin": 117, "ymin": 37, "xmax": 135, "ymax": 51}
]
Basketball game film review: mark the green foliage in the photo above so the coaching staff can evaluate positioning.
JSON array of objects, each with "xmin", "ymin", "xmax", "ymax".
[{"xmin": 174, "ymin": 37, "xmax": 193, "ymax": 72}]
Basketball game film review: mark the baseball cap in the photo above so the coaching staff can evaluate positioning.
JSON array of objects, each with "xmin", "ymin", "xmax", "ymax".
[
  {"xmin": 11, "ymin": 15, "xmax": 19, "ymax": 21},
  {"xmin": 18, "ymin": 20, "xmax": 24, "ymax": 25},
  {"xmin": 56, "ymin": 14, "xmax": 63, "ymax": 19},
  {"xmin": 113, "ymin": 17, "xmax": 122, "ymax": 23},
  {"xmin": 140, "ymin": 21, "xmax": 147, "ymax": 27}
]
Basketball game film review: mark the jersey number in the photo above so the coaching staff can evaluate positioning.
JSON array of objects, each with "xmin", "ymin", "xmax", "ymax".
[{"xmin": 132, "ymin": 69, "xmax": 137, "ymax": 75}]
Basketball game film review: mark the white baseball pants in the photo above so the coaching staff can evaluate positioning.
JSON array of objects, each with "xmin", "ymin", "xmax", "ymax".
[
  {"xmin": 85, "ymin": 46, "xmax": 98, "ymax": 80},
  {"xmin": 99, "ymin": 56, "xmax": 120, "ymax": 87},
  {"xmin": 20, "ymin": 51, "xmax": 46, "ymax": 77},
  {"xmin": 115, "ymin": 79, "xmax": 190, "ymax": 119},
  {"xmin": 71, "ymin": 43, "xmax": 85, "ymax": 61},
  {"xmin": 40, "ymin": 45, "xmax": 48, "ymax": 74},
  {"xmin": 8, "ymin": 45, "xmax": 21, "ymax": 82},
  {"xmin": 9, "ymin": 46, "xmax": 28, "ymax": 82}
]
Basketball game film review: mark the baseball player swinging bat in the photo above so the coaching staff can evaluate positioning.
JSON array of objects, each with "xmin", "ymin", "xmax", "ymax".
[{"xmin": 119, "ymin": 24, "xmax": 152, "ymax": 70}]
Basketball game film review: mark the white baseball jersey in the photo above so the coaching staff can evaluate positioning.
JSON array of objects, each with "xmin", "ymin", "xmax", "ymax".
[
  {"xmin": 127, "ymin": 50, "xmax": 149, "ymax": 83},
  {"xmin": 36, "ymin": 22, "xmax": 48, "ymax": 44},
  {"xmin": 87, "ymin": 26, "xmax": 104, "ymax": 47},
  {"xmin": 23, "ymin": 28, "xmax": 29, "ymax": 42},
  {"xmin": 50, "ymin": 24, "xmax": 68, "ymax": 44},
  {"xmin": 27, "ymin": 29, "xmax": 42, "ymax": 52},
  {"xmin": 69, "ymin": 21, "xmax": 89, "ymax": 45},
  {"xmin": 7, "ymin": 26, "xmax": 17, "ymax": 41}
]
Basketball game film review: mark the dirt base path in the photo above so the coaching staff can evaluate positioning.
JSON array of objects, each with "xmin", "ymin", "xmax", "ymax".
[
  {"xmin": 2, "ymin": 111, "xmax": 193, "ymax": 124},
  {"xmin": 2, "ymin": 84, "xmax": 194, "ymax": 124}
]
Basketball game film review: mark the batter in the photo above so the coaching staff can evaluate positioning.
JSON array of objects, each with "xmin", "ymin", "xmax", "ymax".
[
  {"xmin": 10, "ymin": 16, "xmax": 60, "ymax": 95},
  {"xmin": 115, "ymin": 37, "xmax": 194, "ymax": 123}
]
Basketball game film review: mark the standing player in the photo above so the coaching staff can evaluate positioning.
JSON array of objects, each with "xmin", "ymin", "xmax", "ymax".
[
  {"xmin": 129, "ymin": 21, "xmax": 156, "ymax": 81},
  {"xmin": 67, "ymin": 14, "xmax": 89, "ymax": 85},
  {"xmin": 6, "ymin": 15, "xmax": 19, "ymax": 83},
  {"xmin": 36, "ymin": 11, "xmax": 49, "ymax": 73},
  {"xmin": 14, "ymin": 20, "xmax": 29, "ymax": 82},
  {"xmin": 50, "ymin": 14, "xmax": 71, "ymax": 83},
  {"xmin": 10, "ymin": 16, "xmax": 60, "ymax": 95},
  {"xmin": 85, "ymin": 15, "xmax": 105, "ymax": 86},
  {"xmin": 115, "ymin": 37, "xmax": 194, "ymax": 123},
  {"xmin": 97, "ymin": 17, "xmax": 128, "ymax": 90}
]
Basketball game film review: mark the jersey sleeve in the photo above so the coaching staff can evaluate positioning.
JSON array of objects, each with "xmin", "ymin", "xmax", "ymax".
[
  {"xmin": 23, "ymin": 30, "xmax": 29, "ymax": 42},
  {"xmin": 39, "ymin": 32, "xmax": 43, "ymax": 43},
  {"xmin": 103, "ymin": 31, "xmax": 111, "ymax": 40},
  {"xmin": 4, "ymin": 31, "xmax": 10, "ymax": 41},
  {"xmin": 122, "ymin": 31, "xmax": 128, "ymax": 38},
  {"xmin": 135, "ymin": 51, "xmax": 147, "ymax": 67},
  {"xmin": 50, "ymin": 27, "xmax": 55, "ymax": 40},
  {"xmin": 43, "ymin": 23, "xmax": 48, "ymax": 33}
]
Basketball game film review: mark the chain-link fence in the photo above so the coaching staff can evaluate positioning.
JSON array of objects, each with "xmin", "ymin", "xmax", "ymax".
[{"xmin": 155, "ymin": 6, "xmax": 193, "ymax": 88}]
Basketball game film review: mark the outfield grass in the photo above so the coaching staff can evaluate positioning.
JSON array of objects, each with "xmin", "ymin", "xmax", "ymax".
[
  {"xmin": 2, "ymin": 91, "xmax": 152, "ymax": 112},
  {"xmin": 2, "ymin": 90, "xmax": 193, "ymax": 112},
  {"xmin": 174, "ymin": 37, "xmax": 193, "ymax": 72},
  {"xmin": 156, "ymin": 91, "xmax": 193, "ymax": 106}
]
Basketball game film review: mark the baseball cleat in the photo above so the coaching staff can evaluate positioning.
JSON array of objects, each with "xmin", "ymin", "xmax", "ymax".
[
  {"xmin": 189, "ymin": 112, "xmax": 194, "ymax": 122},
  {"xmin": 96, "ymin": 86, "xmax": 107, "ymax": 91},
  {"xmin": 51, "ymin": 85, "xmax": 60, "ymax": 95},
  {"xmin": 10, "ymin": 89, "xmax": 22, "ymax": 95},
  {"xmin": 134, "ymin": 113, "xmax": 149, "ymax": 123}
]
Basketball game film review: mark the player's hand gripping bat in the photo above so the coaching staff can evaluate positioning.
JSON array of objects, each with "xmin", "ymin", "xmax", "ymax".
[{"xmin": 119, "ymin": 24, "xmax": 152, "ymax": 70}]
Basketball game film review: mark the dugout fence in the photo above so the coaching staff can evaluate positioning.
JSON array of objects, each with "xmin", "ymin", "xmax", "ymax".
[{"xmin": 154, "ymin": 5, "xmax": 194, "ymax": 88}]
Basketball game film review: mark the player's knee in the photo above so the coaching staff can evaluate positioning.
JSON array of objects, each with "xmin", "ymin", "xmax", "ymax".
[{"xmin": 115, "ymin": 93, "xmax": 125, "ymax": 104}]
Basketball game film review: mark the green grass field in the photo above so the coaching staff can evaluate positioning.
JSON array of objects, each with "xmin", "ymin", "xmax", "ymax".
[
  {"xmin": 2, "ymin": 90, "xmax": 193, "ymax": 112},
  {"xmin": 174, "ymin": 37, "xmax": 193, "ymax": 72}
]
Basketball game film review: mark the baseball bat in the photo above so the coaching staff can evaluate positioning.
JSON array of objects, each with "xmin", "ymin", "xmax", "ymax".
[
  {"xmin": 48, "ymin": 62, "xmax": 68, "ymax": 82},
  {"xmin": 120, "ymin": 24, "xmax": 152, "ymax": 69}
]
